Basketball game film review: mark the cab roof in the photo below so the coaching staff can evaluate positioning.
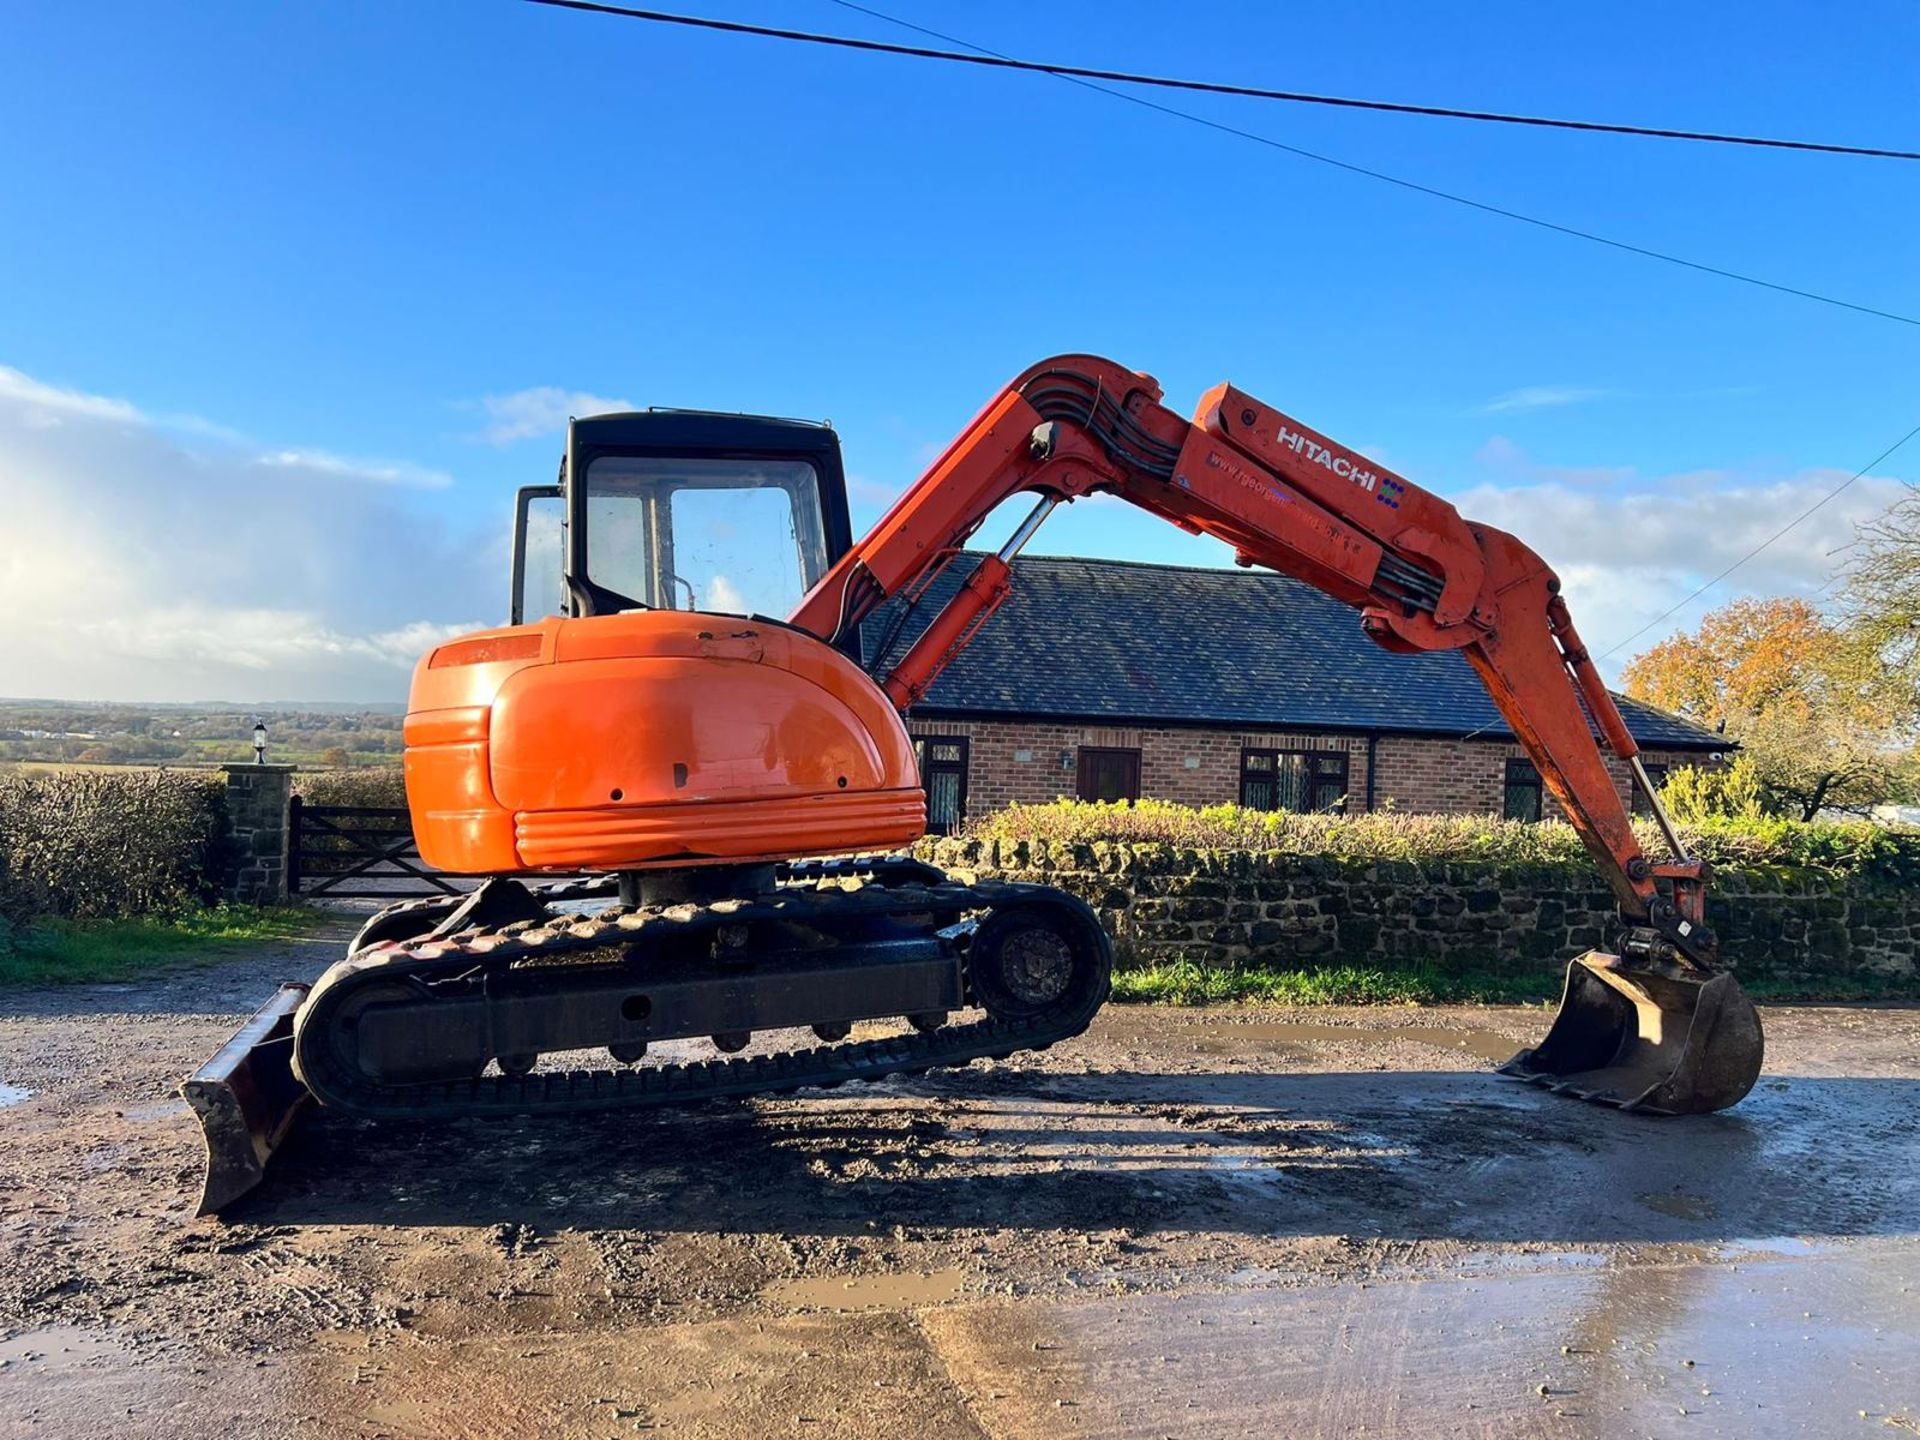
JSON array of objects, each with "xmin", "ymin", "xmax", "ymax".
[{"xmin": 569, "ymin": 409, "xmax": 838, "ymax": 456}]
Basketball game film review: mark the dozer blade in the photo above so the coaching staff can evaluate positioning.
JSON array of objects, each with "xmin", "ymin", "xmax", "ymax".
[
  {"xmin": 1499, "ymin": 951, "xmax": 1763, "ymax": 1115},
  {"xmin": 180, "ymin": 983, "xmax": 312, "ymax": 1216}
]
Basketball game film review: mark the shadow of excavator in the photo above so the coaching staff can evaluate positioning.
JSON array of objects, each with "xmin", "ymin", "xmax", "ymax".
[{"xmin": 222, "ymin": 1061, "xmax": 1920, "ymax": 1246}]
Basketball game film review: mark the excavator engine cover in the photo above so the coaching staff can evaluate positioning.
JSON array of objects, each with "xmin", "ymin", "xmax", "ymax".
[
  {"xmin": 404, "ymin": 611, "xmax": 927, "ymax": 875},
  {"xmin": 1499, "ymin": 951, "xmax": 1763, "ymax": 1114}
]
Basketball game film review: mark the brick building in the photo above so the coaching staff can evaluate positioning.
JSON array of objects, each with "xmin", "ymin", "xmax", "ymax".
[{"xmin": 866, "ymin": 554, "xmax": 1723, "ymax": 832}]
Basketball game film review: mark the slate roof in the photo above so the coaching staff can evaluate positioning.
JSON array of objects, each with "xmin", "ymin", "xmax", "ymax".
[{"xmin": 862, "ymin": 554, "xmax": 1723, "ymax": 752}]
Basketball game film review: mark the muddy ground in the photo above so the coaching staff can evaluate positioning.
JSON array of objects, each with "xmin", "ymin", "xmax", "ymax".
[{"xmin": 1, "ymin": 917, "xmax": 1916, "ymax": 1438}]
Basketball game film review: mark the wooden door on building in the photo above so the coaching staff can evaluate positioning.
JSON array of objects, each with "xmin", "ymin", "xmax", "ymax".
[{"xmin": 1076, "ymin": 747, "xmax": 1141, "ymax": 803}]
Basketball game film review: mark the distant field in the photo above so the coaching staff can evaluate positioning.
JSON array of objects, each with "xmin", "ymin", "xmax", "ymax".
[
  {"xmin": 0, "ymin": 699, "xmax": 402, "ymax": 769},
  {"xmin": 0, "ymin": 757, "xmax": 391, "ymax": 774},
  {"xmin": 0, "ymin": 760, "xmax": 224, "ymax": 773}
]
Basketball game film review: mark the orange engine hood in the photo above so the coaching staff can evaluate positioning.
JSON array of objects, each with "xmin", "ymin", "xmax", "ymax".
[{"xmin": 402, "ymin": 612, "xmax": 925, "ymax": 873}]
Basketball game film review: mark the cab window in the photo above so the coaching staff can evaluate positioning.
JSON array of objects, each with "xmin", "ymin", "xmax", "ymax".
[{"xmin": 581, "ymin": 455, "xmax": 830, "ymax": 616}]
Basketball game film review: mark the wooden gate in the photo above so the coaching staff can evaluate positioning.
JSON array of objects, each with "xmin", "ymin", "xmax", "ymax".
[{"xmin": 287, "ymin": 797, "xmax": 462, "ymax": 898}]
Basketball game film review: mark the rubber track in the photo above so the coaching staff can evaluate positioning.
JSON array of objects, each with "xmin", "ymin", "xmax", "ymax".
[
  {"xmin": 344, "ymin": 856, "xmax": 945, "ymax": 954},
  {"xmin": 296, "ymin": 877, "xmax": 1110, "ymax": 1122}
]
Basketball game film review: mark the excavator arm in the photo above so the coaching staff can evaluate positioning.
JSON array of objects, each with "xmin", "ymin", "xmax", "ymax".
[
  {"xmin": 791, "ymin": 353, "xmax": 1709, "ymax": 965},
  {"xmin": 792, "ymin": 354, "xmax": 1762, "ymax": 1115}
]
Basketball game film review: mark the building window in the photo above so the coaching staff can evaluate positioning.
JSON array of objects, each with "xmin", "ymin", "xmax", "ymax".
[
  {"xmin": 1076, "ymin": 747, "xmax": 1141, "ymax": 803},
  {"xmin": 1239, "ymin": 748, "xmax": 1348, "ymax": 814},
  {"xmin": 913, "ymin": 736, "xmax": 969, "ymax": 834},
  {"xmin": 1632, "ymin": 762, "xmax": 1670, "ymax": 817},
  {"xmin": 1503, "ymin": 758, "xmax": 1544, "ymax": 823}
]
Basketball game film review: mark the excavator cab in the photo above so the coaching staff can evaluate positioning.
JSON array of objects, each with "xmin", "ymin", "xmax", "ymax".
[
  {"xmin": 389, "ymin": 405, "xmax": 923, "ymax": 880},
  {"xmin": 509, "ymin": 410, "xmax": 856, "ymax": 633}
]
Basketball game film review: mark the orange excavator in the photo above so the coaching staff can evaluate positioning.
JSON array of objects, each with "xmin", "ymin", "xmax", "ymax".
[{"xmin": 184, "ymin": 355, "xmax": 1763, "ymax": 1214}]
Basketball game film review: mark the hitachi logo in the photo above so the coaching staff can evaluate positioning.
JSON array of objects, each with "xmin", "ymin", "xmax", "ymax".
[{"xmin": 1276, "ymin": 423, "xmax": 1379, "ymax": 493}]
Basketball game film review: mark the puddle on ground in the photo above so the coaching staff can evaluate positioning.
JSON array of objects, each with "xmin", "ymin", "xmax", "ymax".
[
  {"xmin": 0, "ymin": 1083, "xmax": 33, "ymax": 1109},
  {"xmin": 0, "ymin": 1326, "xmax": 127, "ymax": 1370},
  {"xmin": 1448, "ymin": 1248, "xmax": 1614, "ymax": 1277},
  {"xmin": 922, "ymin": 1239, "xmax": 1920, "ymax": 1439},
  {"xmin": 1189, "ymin": 1020, "xmax": 1521, "ymax": 1063},
  {"xmin": 1721, "ymin": 1236, "xmax": 1837, "ymax": 1260},
  {"xmin": 766, "ymin": 1269, "xmax": 967, "ymax": 1311},
  {"xmin": 1641, "ymin": 1189, "xmax": 1718, "ymax": 1221}
]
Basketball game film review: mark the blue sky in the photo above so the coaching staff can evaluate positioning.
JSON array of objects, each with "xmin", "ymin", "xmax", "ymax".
[{"xmin": 1, "ymin": 0, "xmax": 1915, "ymax": 701}]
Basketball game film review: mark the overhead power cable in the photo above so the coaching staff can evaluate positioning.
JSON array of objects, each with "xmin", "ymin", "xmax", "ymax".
[
  {"xmin": 1594, "ymin": 419, "xmax": 1920, "ymax": 661},
  {"xmin": 521, "ymin": 0, "xmax": 1920, "ymax": 162},
  {"xmin": 832, "ymin": 0, "xmax": 1920, "ymax": 664},
  {"xmin": 822, "ymin": 0, "xmax": 1920, "ymax": 329},
  {"xmin": 1416, "ymin": 414, "xmax": 1918, "ymax": 741},
  {"xmin": 525, "ymin": 0, "xmax": 1920, "ymax": 328}
]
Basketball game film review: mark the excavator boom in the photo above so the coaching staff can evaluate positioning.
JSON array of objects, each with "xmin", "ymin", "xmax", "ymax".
[
  {"xmin": 794, "ymin": 355, "xmax": 1713, "ymax": 959},
  {"xmin": 790, "ymin": 353, "xmax": 1759, "ymax": 1111}
]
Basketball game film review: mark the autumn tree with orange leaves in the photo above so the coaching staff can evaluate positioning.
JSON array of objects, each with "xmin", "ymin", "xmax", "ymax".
[{"xmin": 1623, "ymin": 596, "xmax": 1912, "ymax": 820}]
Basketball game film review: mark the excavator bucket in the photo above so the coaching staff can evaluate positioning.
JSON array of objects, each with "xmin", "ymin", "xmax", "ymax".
[
  {"xmin": 180, "ymin": 983, "xmax": 312, "ymax": 1216},
  {"xmin": 1499, "ymin": 952, "xmax": 1764, "ymax": 1115}
]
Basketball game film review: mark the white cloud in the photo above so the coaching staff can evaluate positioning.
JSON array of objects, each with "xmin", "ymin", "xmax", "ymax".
[
  {"xmin": 254, "ymin": 448, "xmax": 452, "ymax": 489},
  {"xmin": 1452, "ymin": 444, "xmax": 1910, "ymax": 672},
  {"xmin": 477, "ymin": 386, "xmax": 633, "ymax": 446},
  {"xmin": 0, "ymin": 365, "xmax": 432, "ymax": 486},
  {"xmin": 1474, "ymin": 434, "xmax": 1633, "ymax": 489},
  {"xmin": 0, "ymin": 364, "xmax": 145, "ymax": 427},
  {"xmin": 846, "ymin": 473, "xmax": 899, "ymax": 506},
  {"xmin": 0, "ymin": 362, "xmax": 495, "ymax": 702},
  {"xmin": 0, "ymin": 364, "xmax": 255, "ymax": 446},
  {"xmin": 705, "ymin": 574, "xmax": 747, "ymax": 612},
  {"xmin": 65, "ymin": 609, "xmax": 478, "ymax": 674},
  {"xmin": 1479, "ymin": 385, "xmax": 1611, "ymax": 415}
]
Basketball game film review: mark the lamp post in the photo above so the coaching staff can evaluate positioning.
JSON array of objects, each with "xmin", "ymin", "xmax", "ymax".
[{"xmin": 252, "ymin": 721, "xmax": 267, "ymax": 766}]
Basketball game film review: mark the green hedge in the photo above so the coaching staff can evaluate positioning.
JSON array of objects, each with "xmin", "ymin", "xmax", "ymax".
[
  {"xmin": 0, "ymin": 838, "xmax": 25, "ymax": 932},
  {"xmin": 0, "ymin": 769, "xmax": 228, "ymax": 922},
  {"xmin": 294, "ymin": 767, "xmax": 408, "ymax": 808},
  {"xmin": 957, "ymin": 799, "xmax": 1920, "ymax": 885}
]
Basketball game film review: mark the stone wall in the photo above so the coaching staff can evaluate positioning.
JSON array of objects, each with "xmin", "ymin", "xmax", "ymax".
[
  {"xmin": 903, "ymin": 716, "xmax": 1709, "ymax": 822},
  {"xmin": 917, "ymin": 837, "xmax": 1918, "ymax": 981}
]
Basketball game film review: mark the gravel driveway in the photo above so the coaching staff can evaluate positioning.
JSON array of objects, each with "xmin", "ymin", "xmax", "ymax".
[{"xmin": 2, "ymin": 924, "xmax": 1915, "ymax": 1437}]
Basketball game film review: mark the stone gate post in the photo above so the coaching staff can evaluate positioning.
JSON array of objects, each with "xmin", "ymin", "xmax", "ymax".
[{"xmin": 222, "ymin": 763, "xmax": 296, "ymax": 904}]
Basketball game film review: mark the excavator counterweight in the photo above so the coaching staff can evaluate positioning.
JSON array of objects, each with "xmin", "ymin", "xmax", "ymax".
[{"xmin": 184, "ymin": 355, "xmax": 1763, "ymax": 1215}]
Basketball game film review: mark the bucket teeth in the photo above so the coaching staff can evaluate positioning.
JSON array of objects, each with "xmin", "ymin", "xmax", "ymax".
[{"xmin": 1499, "ymin": 952, "xmax": 1764, "ymax": 1116}]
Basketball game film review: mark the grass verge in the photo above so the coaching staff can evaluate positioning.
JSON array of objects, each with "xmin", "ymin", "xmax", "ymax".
[
  {"xmin": 0, "ymin": 904, "xmax": 330, "ymax": 986},
  {"xmin": 1109, "ymin": 958, "xmax": 1920, "ymax": 1007},
  {"xmin": 1111, "ymin": 959, "xmax": 1558, "ymax": 1007},
  {"xmin": 1737, "ymin": 973, "xmax": 1920, "ymax": 1003}
]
